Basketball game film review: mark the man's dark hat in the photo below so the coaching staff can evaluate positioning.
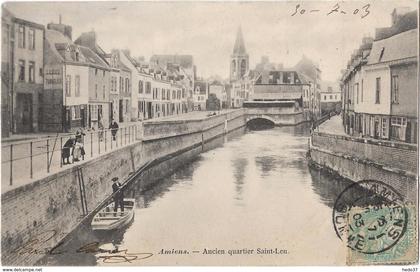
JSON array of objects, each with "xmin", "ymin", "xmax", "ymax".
[{"xmin": 111, "ymin": 177, "xmax": 119, "ymax": 182}]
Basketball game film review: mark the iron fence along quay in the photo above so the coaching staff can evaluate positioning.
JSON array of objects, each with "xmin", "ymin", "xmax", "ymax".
[{"xmin": 1, "ymin": 124, "xmax": 143, "ymax": 190}]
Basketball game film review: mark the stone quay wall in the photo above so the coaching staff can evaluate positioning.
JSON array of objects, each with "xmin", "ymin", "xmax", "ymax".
[
  {"xmin": 1, "ymin": 109, "xmax": 246, "ymax": 266},
  {"xmin": 309, "ymin": 132, "xmax": 418, "ymax": 202}
]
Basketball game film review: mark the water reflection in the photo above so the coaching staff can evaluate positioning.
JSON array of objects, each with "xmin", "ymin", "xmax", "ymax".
[
  {"xmin": 309, "ymin": 167, "xmax": 354, "ymax": 208},
  {"xmin": 255, "ymin": 156, "xmax": 277, "ymax": 177},
  {"xmin": 41, "ymin": 124, "xmax": 352, "ymax": 266},
  {"xmin": 231, "ymin": 158, "xmax": 248, "ymax": 200}
]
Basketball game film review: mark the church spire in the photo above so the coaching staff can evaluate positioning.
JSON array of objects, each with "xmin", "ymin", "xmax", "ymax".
[{"xmin": 233, "ymin": 26, "xmax": 247, "ymax": 55}]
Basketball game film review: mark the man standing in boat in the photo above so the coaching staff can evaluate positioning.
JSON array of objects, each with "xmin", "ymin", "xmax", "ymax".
[{"xmin": 112, "ymin": 177, "xmax": 124, "ymax": 215}]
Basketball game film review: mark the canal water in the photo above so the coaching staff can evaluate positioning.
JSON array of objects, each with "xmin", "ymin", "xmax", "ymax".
[{"xmin": 39, "ymin": 124, "xmax": 352, "ymax": 266}]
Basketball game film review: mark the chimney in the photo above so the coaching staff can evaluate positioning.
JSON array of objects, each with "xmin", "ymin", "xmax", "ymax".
[
  {"xmin": 392, "ymin": 7, "xmax": 411, "ymax": 25},
  {"xmin": 47, "ymin": 20, "xmax": 73, "ymax": 40}
]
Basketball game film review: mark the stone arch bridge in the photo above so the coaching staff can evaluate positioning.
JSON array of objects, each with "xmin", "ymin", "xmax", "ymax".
[{"xmin": 244, "ymin": 101, "xmax": 307, "ymax": 126}]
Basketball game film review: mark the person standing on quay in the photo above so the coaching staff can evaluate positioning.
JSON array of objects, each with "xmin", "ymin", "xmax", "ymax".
[
  {"xmin": 110, "ymin": 120, "xmax": 119, "ymax": 141},
  {"xmin": 62, "ymin": 136, "xmax": 75, "ymax": 165},
  {"xmin": 112, "ymin": 177, "xmax": 124, "ymax": 215}
]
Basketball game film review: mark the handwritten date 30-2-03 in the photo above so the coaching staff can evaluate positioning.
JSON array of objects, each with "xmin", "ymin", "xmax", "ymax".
[{"xmin": 291, "ymin": 3, "xmax": 371, "ymax": 18}]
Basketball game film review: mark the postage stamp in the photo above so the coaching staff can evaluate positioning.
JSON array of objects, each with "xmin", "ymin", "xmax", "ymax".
[{"xmin": 333, "ymin": 179, "xmax": 418, "ymax": 265}]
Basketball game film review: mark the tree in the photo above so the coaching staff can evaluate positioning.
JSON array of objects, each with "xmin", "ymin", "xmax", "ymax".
[{"xmin": 206, "ymin": 93, "xmax": 221, "ymax": 111}]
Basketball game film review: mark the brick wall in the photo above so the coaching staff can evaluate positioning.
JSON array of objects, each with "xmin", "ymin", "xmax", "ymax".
[
  {"xmin": 310, "ymin": 132, "xmax": 418, "ymax": 202},
  {"xmin": 310, "ymin": 148, "xmax": 417, "ymax": 202},
  {"xmin": 312, "ymin": 132, "xmax": 417, "ymax": 174}
]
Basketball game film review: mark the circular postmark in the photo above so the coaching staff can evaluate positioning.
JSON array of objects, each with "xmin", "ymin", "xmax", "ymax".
[{"xmin": 332, "ymin": 179, "xmax": 408, "ymax": 254}]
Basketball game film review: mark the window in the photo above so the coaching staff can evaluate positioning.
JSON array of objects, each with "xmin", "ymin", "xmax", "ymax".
[
  {"xmin": 182, "ymin": 89, "xmax": 186, "ymax": 98},
  {"xmin": 103, "ymin": 85, "xmax": 106, "ymax": 100},
  {"xmin": 18, "ymin": 60, "xmax": 25, "ymax": 81},
  {"xmin": 375, "ymin": 77, "xmax": 381, "ymax": 104},
  {"xmin": 95, "ymin": 84, "xmax": 98, "ymax": 98},
  {"xmin": 91, "ymin": 105, "xmax": 98, "ymax": 120},
  {"xmin": 391, "ymin": 117, "xmax": 407, "ymax": 141},
  {"xmin": 391, "ymin": 75, "xmax": 399, "ymax": 104},
  {"xmin": 72, "ymin": 105, "xmax": 81, "ymax": 120},
  {"xmin": 146, "ymin": 82, "xmax": 151, "ymax": 94},
  {"xmin": 330, "ymin": 95, "xmax": 333, "ymax": 100},
  {"xmin": 39, "ymin": 68, "xmax": 43, "ymax": 77},
  {"xmin": 381, "ymin": 118, "xmax": 388, "ymax": 139},
  {"xmin": 28, "ymin": 28, "xmax": 35, "ymax": 50},
  {"xmin": 18, "ymin": 25, "xmax": 25, "ymax": 48},
  {"xmin": 28, "ymin": 61, "xmax": 35, "ymax": 82},
  {"xmin": 324, "ymin": 95, "xmax": 326, "ymax": 100},
  {"xmin": 162, "ymin": 89, "xmax": 165, "ymax": 100},
  {"xmin": 103, "ymin": 70, "xmax": 105, "ymax": 77},
  {"xmin": 119, "ymin": 77, "xmax": 123, "ymax": 93},
  {"xmin": 173, "ymin": 90, "xmax": 176, "ymax": 99},
  {"xmin": 75, "ymin": 76, "xmax": 80, "ymax": 97},
  {"xmin": 95, "ymin": 68, "xmax": 98, "ymax": 76},
  {"xmin": 65, "ymin": 75, "xmax": 71, "ymax": 96},
  {"xmin": 361, "ymin": 80, "xmax": 364, "ymax": 102},
  {"xmin": 167, "ymin": 89, "xmax": 171, "ymax": 100},
  {"xmin": 355, "ymin": 83, "xmax": 359, "ymax": 104},
  {"xmin": 125, "ymin": 78, "xmax": 129, "ymax": 93},
  {"xmin": 138, "ymin": 80, "xmax": 143, "ymax": 94}
]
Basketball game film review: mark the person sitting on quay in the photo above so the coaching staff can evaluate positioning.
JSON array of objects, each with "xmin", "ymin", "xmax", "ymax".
[
  {"xmin": 62, "ymin": 136, "xmax": 75, "ymax": 165},
  {"xmin": 112, "ymin": 177, "xmax": 124, "ymax": 216},
  {"xmin": 109, "ymin": 120, "xmax": 119, "ymax": 141}
]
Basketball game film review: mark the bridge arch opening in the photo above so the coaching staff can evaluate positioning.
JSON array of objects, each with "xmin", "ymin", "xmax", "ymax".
[{"xmin": 246, "ymin": 117, "xmax": 275, "ymax": 130}]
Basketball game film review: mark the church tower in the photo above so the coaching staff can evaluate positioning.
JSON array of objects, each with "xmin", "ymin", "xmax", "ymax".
[{"xmin": 230, "ymin": 26, "xmax": 249, "ymax": 82}]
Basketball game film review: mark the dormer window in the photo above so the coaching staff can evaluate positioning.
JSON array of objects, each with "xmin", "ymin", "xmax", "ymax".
[{"xmin": 75, "ymin": 52, "xmax": 79, "ymax": 61}]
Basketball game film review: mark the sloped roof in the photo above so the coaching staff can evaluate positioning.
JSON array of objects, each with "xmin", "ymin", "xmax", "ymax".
[
  {"xmin": 367, "ymin": 28, "xmax": 417, "ymax": 65},
  {"xmin": 46, "ymin": 29, "xmax": 85, "ymax": 63},
  {"xmin": 296, "ymin": 72, "xmax": 312, "ymax": 85},
  {"xmin": 375, "ymin": 10, "xmax": 417, "ymax": 41},
  {"xmin": 79, "ymin": 46, "xmax": 109, "ymax": 69},
  {"xmin": 150, "ymin": 55, "xmax": 193, "ymax": 69}
]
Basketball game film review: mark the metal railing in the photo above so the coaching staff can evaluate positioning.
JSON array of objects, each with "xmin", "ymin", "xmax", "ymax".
[{"xmin": 1, "ymin": 124, "xmax": 143, "ymax": 188}]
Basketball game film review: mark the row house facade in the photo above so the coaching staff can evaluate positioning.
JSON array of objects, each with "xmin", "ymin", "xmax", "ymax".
[
  {"xmin": 121, "ymin": 53, "xmax": 191, "ymax": 121},
  {"xmin": 319, "ymin": 87, "xmax": 341, "ymax": 116},
  {"xmin": 193, "ymin": 80, "xmax": 208, "ymax": 110},
  {"xmin": 2, "ymin": 8, "xmax": 44, "ymax": 135},
  {"xmin": 294, "ymin": 55, "xmax": 322, "ymax": 120},
  {"xmin": 208, "ymin": 80, "xmax": 227, "ymax": 109},
  {"xmin": 149, "ymin": 73, "xmax": 186, "ymax": 118},
  {"xmin": 297, "ymin": 72, "xmax": 316, "ymax": 121},
  {"xmin": 105, "ymin": 50, "xmax": 132, "ymax": 124},
  {"xmin": 245, "ymin": 70, "xmax": 309, "ymax": 107},
  {"xmin": 75, "ymin": 31, "xmax": 126, "ymax": 128},
  {"xmin": 341, "ymin": 9, "xmax": 417, "ymax": 143},
  {"xmin": 150, "ymin": 54, "xmax": 195, "ymax": 111}
]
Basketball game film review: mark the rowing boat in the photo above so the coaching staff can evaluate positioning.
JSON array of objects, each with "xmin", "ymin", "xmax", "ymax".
[{"xmin": 91, "ymin": 198, "xmax": 135, "ymax": 231}]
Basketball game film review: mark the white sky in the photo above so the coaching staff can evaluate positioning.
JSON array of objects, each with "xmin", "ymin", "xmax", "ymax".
[{"xmin": 5, "ymin": 1, "xmax": 418, "ymax": 82}]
